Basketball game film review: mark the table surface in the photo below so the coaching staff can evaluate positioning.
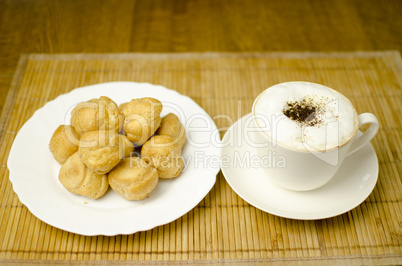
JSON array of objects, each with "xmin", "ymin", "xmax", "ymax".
[
  {"xmin": 0, "ymin": 0, "xmax": 402, "ymax": 117},
  {"xmin": 0, "ymin": 52, "xmax": 401, "ymax": 264}
]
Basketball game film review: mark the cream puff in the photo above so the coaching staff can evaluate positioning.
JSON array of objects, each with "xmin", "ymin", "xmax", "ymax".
[
  {"xmin": 78, "ymin": 130, "xmax": 123, "ymax": 174},
  {"xmin": 58, "ymin": 152, "xmax": 109, "ymax": 199},
  {"xmin": 119, "ymin": 134, "xmax": 135, "ymax": 158},
  {"xmin": 156, "ymin": 113, "xmax": 186, "ymax": 148},
  {"xmin": 141, "ymin": 135, "xmax": 184, "ymax": 179},
  {"xmin": 70, "ymin": 96, "xmax": 122, "ymax": 136},
  {"xmin": 49, "ymin": 125, "xmax": 80, "ymax": 164},
  {"xmin": 108, "ymin": 157, "xmax": 158, "ymax": 200},
  {"xmin": 122, "ymin": 97, "xmax": 162, "ymax": 146}
]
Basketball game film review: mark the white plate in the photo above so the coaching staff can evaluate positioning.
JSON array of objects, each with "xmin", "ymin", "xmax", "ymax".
[
  {"xmin": 221, "ymin": 113, "xmax": 379, "ymax": 220},
  {"xmin": 8, "ymin": 82, "xmax": 221, "ymax": 236}
]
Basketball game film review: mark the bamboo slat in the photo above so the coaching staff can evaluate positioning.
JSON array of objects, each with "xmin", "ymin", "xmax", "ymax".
[{"xmin": 0, "ymin": 52, "xmax": 401, "ymax": 264}]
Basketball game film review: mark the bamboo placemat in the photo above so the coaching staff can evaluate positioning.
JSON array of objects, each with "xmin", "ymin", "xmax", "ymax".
[{"xmin": 0, "ymin": 52, "xmax": 401, "ymax": 264}]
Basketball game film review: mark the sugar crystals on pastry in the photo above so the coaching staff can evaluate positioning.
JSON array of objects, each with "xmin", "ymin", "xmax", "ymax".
[
  {"xmin": 122, "ymin": 97, "xmax": 162, "ymax": 146},
  {"xmin": 58, "ymin": 152, "xmax": 109, "ymax": 199}
]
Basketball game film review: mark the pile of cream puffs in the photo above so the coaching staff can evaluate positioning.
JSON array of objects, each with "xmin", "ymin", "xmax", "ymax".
[{"xmin": 49, "ymin": 96, "xmax": 186, "ymax": 200}]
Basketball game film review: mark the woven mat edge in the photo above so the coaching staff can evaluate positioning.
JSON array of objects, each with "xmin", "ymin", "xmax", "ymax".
[
  {"xmin": 0, "ymin": 54, "xmax": 29, "ymax": 142},
  {"xmin": 0, "ymin": 253, "xmax": 400, "ymax": 265},
  {"xmin": 25, "ymin": 50, "xmax": 401, "ymax": 61}
]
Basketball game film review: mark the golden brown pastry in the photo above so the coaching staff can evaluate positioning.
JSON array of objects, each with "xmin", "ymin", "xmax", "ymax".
[
  {"xmin": 79, "ymin": 130, "xmax": 124, "ymax": 174},
  {"xmin": 122, "ymin": 97, "xmax": 162, "ymax": 146},
  {"xmin": 118, "ymin": 102, "xmax": 129, "ymax": 114},
  {"xmin": 119, "ymin": 134, "xmax": 134, "ymax": 158},
  {"xmin": 49, "ymin": 125, "xmax": 80, "ymax": 164},
  {"xmin": 156, "ymin": 113, "xmax": 186, "ymax": 148},
  {"xmin": 108, "ymin": 157, "xmax": 158, "ymax": 200},
  {"xmin": 141, "ymin": 135, "xmax": 184, "ymax": 179},
  {"xmin": 70, "ymin": 96, "xmax": 122, "ymax": 136},
  {"xmin": 58, "ymin": 152, "xmax": 109, "ymax": 199}
]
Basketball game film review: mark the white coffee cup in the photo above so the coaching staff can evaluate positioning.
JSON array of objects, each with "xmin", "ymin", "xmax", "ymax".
[{"xmin": 252, "ymin": 81, "xmax": 379, "ymax": 191}]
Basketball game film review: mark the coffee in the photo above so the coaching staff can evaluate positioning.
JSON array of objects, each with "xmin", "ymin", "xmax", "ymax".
[{"xmin": 253, "ymin": 82, "xmax": 358, "ymax": 152}]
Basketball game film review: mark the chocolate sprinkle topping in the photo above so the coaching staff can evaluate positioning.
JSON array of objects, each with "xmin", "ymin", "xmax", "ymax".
[{"xmin": 283, "ymin": 98, "xmax": 320, "ymax": 126}]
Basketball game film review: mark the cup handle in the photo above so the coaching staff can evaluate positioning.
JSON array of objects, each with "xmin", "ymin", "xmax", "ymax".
[{"xmin": 347, "ymin": 113, "xmax": 379, "ymax": 156}]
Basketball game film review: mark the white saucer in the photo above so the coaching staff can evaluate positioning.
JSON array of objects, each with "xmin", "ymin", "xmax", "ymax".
[{"xmin": 221, "ymin": 113, "xmax": 379, "ymax": 220}]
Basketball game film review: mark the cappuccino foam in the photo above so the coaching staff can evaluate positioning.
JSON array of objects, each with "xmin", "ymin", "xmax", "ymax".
[{"xmin": 253, "ymin": 82, "xmax": 358, "ymax": 151}]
